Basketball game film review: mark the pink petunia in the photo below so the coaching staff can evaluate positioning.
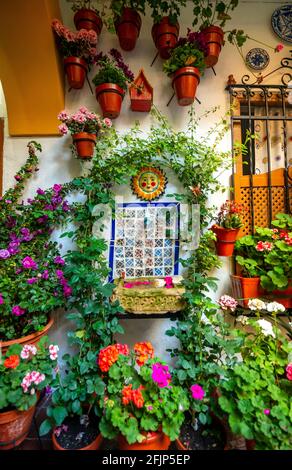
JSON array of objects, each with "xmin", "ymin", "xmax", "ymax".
[
  {"xmin": 190, "ymin": 384, "xmax": 205, "ymax": 401},
  {"xmin": 12, "ymin": 305, "xmax": 26, "ymax": 316}
]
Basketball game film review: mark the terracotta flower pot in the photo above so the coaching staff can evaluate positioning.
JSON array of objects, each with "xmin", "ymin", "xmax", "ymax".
[
  {"xmin": 172, "ymin": 66, "xmax": 201, "ymax": 106},
  {"xmin": 262, "ymin": 284, "xmax": 292, "ymax": 309},
  {"xmin": 74, "ymin": 8, "xmax": 103, "ymax": 36},
  {"xmin": 115, "ymin": 8, "xmax": 142, "ymax": 51},
  {"xmin": 1, "ymin": 317, "xmax": 54, "ymax": 355},
  {"xmin": 201, "ymin": 26, "xmax": 224, "ymax": 67},
  {"xmin": 152, "ymin": 17, "xmax": 179, "ymax": 59},
  {"xmin": 117, "ymin": 431, "xmax": 170, "ymax": 450},
  {"xmin": 72, "ymin": 132, "xmax": 97, "ymax": 160},
  {"xmin": 52, "ymin": 431, "xmax": 103, "ymax": 451},
  {"xmin": 211, "ymin": 225, "xmax": 239, "ymax": 256},
  {"xmin": 231, "ymin": 275, "xmax": 261, "ymax": 307},
  {"xmin": 0, "ymin": 405, "xmax": 35, "ymax": 450},
  {"xmin": 175, "ymin": 438, "xmax": 187, "ymax": 450},
  {"xmin": 95, "ymin": 83, "xmax": 125, "ymax": 119},
  {"xmin": 64, "ymin": 57, "xmax": 87, "ymax": 89}
]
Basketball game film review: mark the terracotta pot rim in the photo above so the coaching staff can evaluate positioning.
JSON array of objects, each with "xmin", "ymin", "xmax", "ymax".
[
  {"xmin": 72, "ymin": 132, "xmax": 97, "ymax": 140},
  {"xmin": 172, "ymin": 66, "xmax": 201, "ymax": 81},
  {"xmin": 201, "ymin": 25, "xmax": 224, "ymax": 35},
  {"xmin": 115, "ymin": 8, "xmax": 142, "ymax": 29},
  {"xmin": 0, "ymin": 404, "xmax": 36, "ymax": 424},
  {"xmin": 64, "ymin": 56, "xmax": 88, "ymax": 71},
  {"xmin": 52, "ymin": 430, "xmax": 103, "ymax": 451},
  {"xmin": 231, "ymin": 274, "xmax": 261, "ymax": 281},
  {"xmin": 1, "ymin": 316, "xmax": 54, "ymax": 350},
  {"xmin": 95, "ymin": 83, "xmax": 126, "ymax": 98},
  {"xmin": 212, "ymin": 225, "xmax": 240, "ymax": 232}
]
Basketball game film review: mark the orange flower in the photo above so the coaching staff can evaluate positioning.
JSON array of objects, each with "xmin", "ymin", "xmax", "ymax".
[
  {"xmin": 116, "ymin": 344, "xmax": 129, "ymax": 356},
  {"xmin": 4, "ymin": 355, "xmax": 20, "ymax": 369},
  {"xmin": 122, "ymin": 384, "xmax": 133, "ymax": 405},
  {"xmin": 98, "ymin": 345, "xmax": 119, "ymax": 372},
  {"xmin": 134, "ymin": 342, "xmax": 154, "ymax": 366},
  {"xmin": 132, "ymin": 386, "xmax": 144, "ymax": 409}
]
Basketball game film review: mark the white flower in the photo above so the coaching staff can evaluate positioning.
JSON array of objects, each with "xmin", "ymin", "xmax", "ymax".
[
  {"xmin": 248, "ymin": 298, "xmax": 266, "ymax": 311},
  {"xmin": 236, "ymin": 315, "xmax": 249, "ymax": 325},
  {"xmin": 256, "ymin": 319, "xmax": 275, "ymax": 338},
  {"xmin": 266, "ymin": 302, "xmax": 286, "ymax": 313},
  {"xmin": 20, "ymin": 344, "xmax": 37, "ymax": 359},
  {"xmin": 49, "ymin": 344, "xmax": 59, "ymax": 360}
]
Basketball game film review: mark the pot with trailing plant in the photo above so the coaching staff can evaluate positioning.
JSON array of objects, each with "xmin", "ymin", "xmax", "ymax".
[
  {"xmin": 92, "ymin": 49, "xmax": 134, "ymax": 119},
  {"xmin": 217, "ymin": 314, "xmax": 292, "ymax": 450},
  {"xmin": 163, "ymin": 30, "xmax": 206, "ymax": 106},
  {"xmin": 57, "ymin": 107, "xmax": 112, "ymax": 160},
  {"xmin": 233, "ymin": 213, "xmax": 292, "ymax": 308},
  {"xmin": 97, "ymin": 342, "xmax": 189, "ymax": 450},
  {"xmin": 0, "ymin": 337, "xmax": 59, "ymax": 450},
  {"xmin": 148, "ymin": 0, "xmax": 185, "ymax": 59},
  {"xmin": 0, "ymin": 144, "xmax": 72, "ymax": 352},
  {"xmin": 191, "ymin": 0, "xmax": 240, "ymax": 67},
  {"xmin": 166, "ymin": 294, "xmax": 243, "ymax": 450},
  {"xmin": 108, "ymin": 0, "xmax": 145, "ymax": 51},
  {"xmin": 51, "ymin": 19, "xmax": 97, "ymax": 89},
  {"xmin": 211, "ymin": 200, "xmax": 245, "ymax": 257},
  {"xmin": 71, "ymin": 0, "xmax": 103, "ymax": 36}
]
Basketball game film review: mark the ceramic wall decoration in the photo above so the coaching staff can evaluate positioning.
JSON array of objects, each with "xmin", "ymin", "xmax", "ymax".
[
  {"xmin": 271, "ymin": 4, "xmax": 292, "ymax": 43},
  {"xmin": 131, "ymin": 166, "xmax": 167, "ymax": 201},
  {"xmin": 245, "ymin": 48, "xmax": 270, "ymax": 70}
]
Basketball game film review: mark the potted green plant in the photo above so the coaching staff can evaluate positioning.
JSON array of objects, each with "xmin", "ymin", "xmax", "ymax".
[
  {"xmin": 0, "ymin": 143, "xmax": 71, "ymax": 351},
  {"xmin": 218, "ymin": 316, "xmax": 292, "ymax": 450},
  {"xmin": 51, "ymin": 19, "xmax": 97, "ymax": 89},
  {"xmin": 57, "ymin": 107, "xmax": 112, "ymax": 160},
  {"xmin": 191, "ymin": 0, "xmax": 240, "ymax": 67},
  {"xmin": 97, "ymin": 342, "xmax": 189, "ymax": 449},
  {"xmin": 70, "ymin": 0, "xmax": 103, "ymax": 37},
  {"xmin": 211, "ymin": 200, "xmax": 245, "ymax": 257},
  {"xmin": 92, "ymin": 49, "xmax": 134, "ymax": 118},
  {"xmin": 0, "ymin": 336, "xmax": 59, "ymax": 449},
  {"xmin": 108, "ymin": 0, "xmax": 146, "ymax": 51},
  {"xmin": 163, "ymin": 30, "xmax": 206, "ymax": 106},
  {"xmin": 148, "ymin": 0, "xmax": 186, "ymax": 59},
  {"xmin": 234, "ymin": 213, "xmax": 292, "ymax": 308}
]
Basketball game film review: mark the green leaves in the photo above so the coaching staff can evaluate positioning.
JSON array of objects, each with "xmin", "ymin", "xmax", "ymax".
[{"xmin": 52, "ymin": 406, "xmax": 68, "ymax": 426}]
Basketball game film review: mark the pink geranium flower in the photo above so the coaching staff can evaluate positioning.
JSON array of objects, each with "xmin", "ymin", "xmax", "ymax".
[
  {"xmin": 22, "ymin": 256, "xmax": 37, "ymax": 269},
  {"xmin": 275, "ymin": 44, "xmax": 284, "ymax": 52},
  {"xmin": 190, "ymin": 384, "xmax": 205, "ymax": 400},
  {"xmin": 12, "ymin": 305, "xmax": 26, "ymax": 316},
  {"xmin": 263, "ymin": 409, "xmax": 270, "ymax": 415},
  {"xmin": 256, "ymin": 241, "xmax": 273, "ymax": 252},
  {"xmin": 218, "ymin": 295, "xmax": 238, "ymax": 312},
  {"xmin": 151, "ymin": 363, "xmax": 171, "ymax": 388},
  {"xmin": 286, "ymin": 364, "xmax": 292, "ymax": 381}
]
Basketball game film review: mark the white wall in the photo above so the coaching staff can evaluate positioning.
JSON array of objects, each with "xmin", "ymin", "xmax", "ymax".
[{"xmin": 1, "ymin": 1, "xmax": 290, "ymax": 359}]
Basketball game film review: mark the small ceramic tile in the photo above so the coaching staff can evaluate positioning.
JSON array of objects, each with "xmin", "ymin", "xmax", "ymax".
[
  {"xmin": 154, "ymin": 248, "xmax": 162, "ymax": 257},
  {"xmin": 155, "ymin": 239, "xmax": 163, "ymax": 247},
  {"xmin": 164, "ymin": 239, "xmax": 172, "ymax": 247},
  {"xmin": 165, "ymin": 258, "xmax": 172, "ymax": 266},
  {"xmin": 126, "ymin": 268, "xmax": 134, "ymax": 277},
  {"xmin": 154, "ymin": 258, "xmax": 163, "ymax": 267},
  {"xmin": 146, "ymin": 268, "xmax": 154, "ymax": 276},
  {"xmin": 135, "ymin": 258, "xmax": 143, "ymax": 267},
  {"xmin": 164, "ymin": 248, "xmax": 172, "ymax": 257},
  {"xmin": 165, "ymin": 267, "xmax": 172, "ymax": 275},
  {"xmin": 154, "ymin": 268, "xmax": 163, "ymax": 276}
]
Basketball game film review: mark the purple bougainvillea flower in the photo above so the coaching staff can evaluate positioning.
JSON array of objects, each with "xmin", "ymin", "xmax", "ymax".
[
  {"xmin": 56, "ymin": 269, "xmax": 64, "ymax": 279},
  {"xmin": 62, "ymin": 201, "xmax": 70, "ymax": 212},
  {"xmin": 151, "ymin": 363, "xmax": 171, "ymax": 388},
  {"xmin": 0, "ymin": 294, "xmax": 4, "ymax": 305},
  {"xmin": 12, "ymin": 305, "xmax": 26, "ymax": 316},
  {"xmin": 190, "ymin": 384, "xmax": 205, "ymax": 401},
  {"xmin": 22, "ymin": 256, "xmax": 38, "ymax": 269},
  {"xmin": 8, "ymin": 242, "xmax": 20, "ymax": 255},
  {"xmin": 37, "ymin": 188, "xmax": 45, "ymax": 195},
  {"xmin": 53, "ymin": 184, "xmax": 62, "ymax": 193},
  {"xmin": 42, "ymin": 270, "xmax": 49, "ymax": 280},
  {"xmin": 0, "ymin": 249, "xmax": 11, "ymax": 259},
  {"xmin": 14, "ymin": 175, "xmax": 21, "ymax": 181},
  {"xmin": 27, "ymin": 277, "xmax": 38, "ymax": 284},
  {"xmin": 54, "ymin": 256, "xmax": 65, "ymax": 265},
  {"xmin": 44, "ymin": 204, "xmax": 54, "ymax": 211},
  {"xmin": 37, "ymin": 215, "xmax": 49, "ymax": 224}
]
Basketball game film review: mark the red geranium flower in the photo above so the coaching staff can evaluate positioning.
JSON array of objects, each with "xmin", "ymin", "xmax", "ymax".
[{"xmin": 4, "ymin": 355, "xmax": 20, "ymax": 369}]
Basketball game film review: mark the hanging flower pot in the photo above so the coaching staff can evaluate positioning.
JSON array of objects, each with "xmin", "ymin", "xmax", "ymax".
[
  {"xmin": 117, "ymin": 430, "xmax": 170, "ymax": 451},
  {"xmin": 95, "ymin": 83, "xmax": 125, "ymax": 119},
  {"xmin": 72, "ymin": 133, "xmax": 97, "ymax": 160},
  {"xmin": 211, "ymin": 225, "xmax": 239, "ymax": 256},
  {"xmin": 230, "ymin": 275, "xmax": 261, "ymax": 307},
  {"xmin": 73, "ymin": 8, "xmax": 103, "ymax": 36},
  {"xmin": 172, "ymin": 66, "xmax": 201, "ymax": 106},
  {"xmin": 152, "ymin": 17, "xmax": 179, "ymax": 59},
  {"xmin": 0, "ymin": 405, "xmax": 36, "ymax": 450},
  {"xmin": 115, "ymin": 8, "xmax": 142, "ymax": 51},
  {"xmin": 1, "ymin": 317, "xmax": 54, "ymax": 355},
  {"xmin": 63, "ymin": 57, "xmax": 87, "ymax": 89},
  {"xmin": 201, "ymin": 26, "xmax": 224, "ymax": 68}
]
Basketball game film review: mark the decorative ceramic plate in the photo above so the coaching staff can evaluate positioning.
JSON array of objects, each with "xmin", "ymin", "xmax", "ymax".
[
  {"xmin": 245, "ymin": 48, "xmax": 270, "ymax": 70},
  {"xmin": 271, "ymin": 4, "xmax": 292, "ymax": 43}
]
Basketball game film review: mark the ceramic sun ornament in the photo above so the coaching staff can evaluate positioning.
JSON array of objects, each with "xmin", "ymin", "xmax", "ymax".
[{"xmin": 131, "ymin": 166, "xmax": 167, "ymax": 201}]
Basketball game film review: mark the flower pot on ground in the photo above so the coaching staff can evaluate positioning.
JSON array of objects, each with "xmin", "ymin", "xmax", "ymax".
[
  {"xmin": 118, "ymin": 430, "xmax": 170, "ymax": 451},
  {"xmin": 92, "ymin": 49, "xmax": 134, "ymax": 119},
  {"xmin": 58, "ymin": 107, "xmax": 112, "ymax": 159},
  {"xmin": 1, "ymin": 317, "xmax": 54, "ymax": 355},
  {"xmin": 175, "ymin": 414, "xmax": 226, "ymax": 450},
  {"xmin": 211, "ymin": 200, "xmax": 245, "ymax": 256},
  {"xmin": 163, "ymin": 30, "xmax": 206, "ymax": 106},
  {"xmin": 230, "ymin": 275, "xmax": 261, "ymax": 308},
  {"xmin": 73, "ymin": 8, "xmax": 103, "ymax": 36},
  {"xmin": 115, "ymin": 8, "xmax": 142, "ymax": 51},
  {"xmin": 200, "ymin": 26, "xmax": 224, "ymax": 67},
  {"xmin": 152, "ymin": 17, "xmax": 180, "ymax": 59},
  {"xmin": 52, "ymin": 415, "xmax": 103, "ymax": 451},
  {"xmin": 0, "ymin": 337, "xmax": 59, "ymax": 450},
  {"xmin": 0, "ymin": 405, "xmax": 36, "ymax": 450},
  {"xmin": 63, "ymin": 57, "xmax": 88, "ymax": 89},
  {"xmin": 97, "ymin": 342, "xmax": 189, "ymax": 448},
  {"xmin": 51, "ymin": 19, "xmax": 97, "ymax": 90},
  {"xmin": 263, "ymin": 283, "xmax": 292, "ymax": 309},
  {"xmin": 95, "ymin": 83, "xmax": 126, "ymax": 119}
]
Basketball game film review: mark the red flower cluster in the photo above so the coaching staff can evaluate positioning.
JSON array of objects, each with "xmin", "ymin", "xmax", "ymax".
[
  {"xmin": 4, "ymin": 355, "xmax": 20, "ymax": 369},
  {"xmin": 98, "ymin": 343, "xmax": 129, "ymax": 372},
  {"xmin": 134, "ymin": 342, "xmax": 154, "ymax": 366},
  {"xmin": 256, "ymin": 241, "xmax": 274, "ymax": 252},
  {"xmin": 219, "ymin": 200, "xmax": 245, "ymax": 216},
  {"xmin": 122, "ymin": 384, "xmax": 144, "ymax": 408}
]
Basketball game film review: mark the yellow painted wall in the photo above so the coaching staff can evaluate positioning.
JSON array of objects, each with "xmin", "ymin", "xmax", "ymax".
[{"xmin": 0, "ymin": 0, "xmax": 64, "ymax": 136}]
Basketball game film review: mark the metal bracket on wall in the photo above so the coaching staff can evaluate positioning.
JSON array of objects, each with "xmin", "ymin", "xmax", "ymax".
[{"xmin": 240, "ymin": 50, "xmax": 292, "ymax": 86}]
